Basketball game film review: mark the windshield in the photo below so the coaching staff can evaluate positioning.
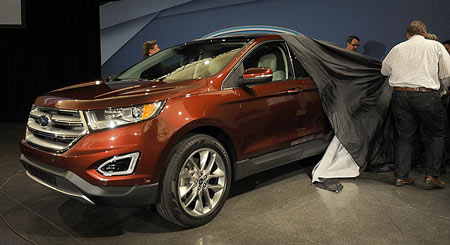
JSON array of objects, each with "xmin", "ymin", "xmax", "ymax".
[{"xmin": 116, "ymin": 41, "xmax": 246, "ymax": 82}]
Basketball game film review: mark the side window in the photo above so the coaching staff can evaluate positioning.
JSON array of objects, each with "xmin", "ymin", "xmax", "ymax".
[
  {"xmin": 290, "ymin": 51, "xmax": 309, "ymax": 78},
  {"xmin": 242, "ymin": 42, "xmax": 293, "ymax": 82}
]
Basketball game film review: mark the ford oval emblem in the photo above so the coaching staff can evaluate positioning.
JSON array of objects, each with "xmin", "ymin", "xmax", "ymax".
[{"xmin": 36, "ymin": 115, "xmax": 50, "ymax": 127}]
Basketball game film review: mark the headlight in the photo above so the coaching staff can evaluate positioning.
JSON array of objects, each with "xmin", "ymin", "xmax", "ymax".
[{"xmin": 85, "ymin": 101, "xmax": 165, "ymax": 130}]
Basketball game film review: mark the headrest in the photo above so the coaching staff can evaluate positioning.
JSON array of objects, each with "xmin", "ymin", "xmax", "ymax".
[{"xmin": 258, "ymin": 53, "xmax": 277, "ymax": 71}]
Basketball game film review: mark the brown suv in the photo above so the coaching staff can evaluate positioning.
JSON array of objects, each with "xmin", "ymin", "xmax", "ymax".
[{"xmin": 19, "ymin": 34, "xmax": 331, "ymax": 227}]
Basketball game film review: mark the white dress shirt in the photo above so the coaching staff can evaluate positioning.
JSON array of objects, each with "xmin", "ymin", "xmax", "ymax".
[{"xmin": 381, "ymin": 35, "xmax": 450, "ymax": 90}]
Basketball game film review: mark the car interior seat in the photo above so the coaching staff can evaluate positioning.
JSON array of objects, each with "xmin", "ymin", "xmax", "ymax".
[{"xmin": 257, "ymin": 53, "xmax": 286, "ymax": 81}]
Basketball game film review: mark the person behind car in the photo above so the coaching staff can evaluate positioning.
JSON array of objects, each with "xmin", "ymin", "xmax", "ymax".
[
  {"xmin": 345, "ymin": 35, "xmax": 360, "ymax": 52},
  {"xmin": 381, "ymin": 21, "xmax": 450, "ymax": 189},
  {"xmin": 426, "ymin": 33, "xmax": 439, "ymax": 41},
  {"xmin": 442, "ymin": 39, "xmax": 450, "ymax": 173},
  {"xmin": 443, "ymin": 40, "xmax": 450, "ymax": 55},
  {"xmin": 412, "ymin": 33, "xmax": 450, "ymax": 175},
  {"xmin": 427, "ymin": 34, "xmax": 450, "ymax": 174},
  {"xmin": 142, "ymin": 40, "xmax": 160, "ymax": 59}
]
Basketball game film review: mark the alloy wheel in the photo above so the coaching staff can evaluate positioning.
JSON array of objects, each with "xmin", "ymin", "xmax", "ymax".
[{"xmin": 177, "ymin": 148, "xmax": 227, "ymax": 217}]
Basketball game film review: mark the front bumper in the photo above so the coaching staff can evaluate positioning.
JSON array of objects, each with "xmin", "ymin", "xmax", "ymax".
[{"xmin": 20, "ymin": 154, "xmax": 158, "ymax": 207}]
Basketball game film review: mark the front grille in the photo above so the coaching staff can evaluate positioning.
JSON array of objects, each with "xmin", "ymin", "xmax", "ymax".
[
  {"xmin": 25, "ymin": 106, "xmax": 88, "ymax": 153},
  {"xmin": 25, "ymin": 162, "xmax": 57, "ymax": 186}
]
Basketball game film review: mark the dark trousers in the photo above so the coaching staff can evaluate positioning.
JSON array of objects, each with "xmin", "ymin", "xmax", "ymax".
[{"xmin": 391, "ymin": 90, "xmax": 444, "ymax": 179}]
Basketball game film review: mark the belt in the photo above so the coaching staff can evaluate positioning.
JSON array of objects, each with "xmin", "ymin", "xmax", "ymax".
[{"xmin": 394, "ymin": 87, "xmax": 434, "ymax": 92}]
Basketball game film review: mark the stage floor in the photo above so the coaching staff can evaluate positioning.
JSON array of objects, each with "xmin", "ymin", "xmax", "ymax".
[{"xmin": 1, "ymin": 122, "xmax": 449, "ymax": 244}]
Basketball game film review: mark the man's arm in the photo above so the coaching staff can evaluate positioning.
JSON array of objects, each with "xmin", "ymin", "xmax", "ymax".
[{"xmin": 439, "ymin": 77, "xmax": 450, "ymax": 97}]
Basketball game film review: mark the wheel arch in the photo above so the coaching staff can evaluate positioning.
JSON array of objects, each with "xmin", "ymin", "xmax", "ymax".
[
  {"xmin": 154, "ymin": 122, "xmax": 238, "ymax": 186},
  {"xmin": 190, "ymin": 126, "xmax": 237, "ymax": 168}
]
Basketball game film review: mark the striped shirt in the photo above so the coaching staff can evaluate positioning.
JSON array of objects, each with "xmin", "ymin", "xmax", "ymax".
[{"xmin": 381, "ymin": 35, "xmax": 450, "ymax": 90}]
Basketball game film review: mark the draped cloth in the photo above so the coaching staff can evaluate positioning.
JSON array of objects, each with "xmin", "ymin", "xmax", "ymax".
[{"xmin": 281, "ymin": 35, "xmax": 394, "ymax": 191}]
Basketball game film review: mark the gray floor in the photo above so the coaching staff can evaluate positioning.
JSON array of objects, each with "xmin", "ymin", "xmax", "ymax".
[{"xmin": 1, "ymin": 122, "xmax": 449, "ymax": 245}]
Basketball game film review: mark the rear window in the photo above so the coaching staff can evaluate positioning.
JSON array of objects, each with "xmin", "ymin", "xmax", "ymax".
[{"xmin": 116, "ymin": 41, "xmax": 246, "ymax": 83}]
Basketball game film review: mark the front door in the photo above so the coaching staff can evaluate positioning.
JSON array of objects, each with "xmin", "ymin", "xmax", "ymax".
[{"xmin": 233, "ymin": 41, "xmax": 318, "ymax": 158}]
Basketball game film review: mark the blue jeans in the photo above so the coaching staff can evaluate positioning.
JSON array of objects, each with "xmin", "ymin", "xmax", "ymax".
[{"xmin": 391, "ymin": 90, "xmax": 444, "ymax": 178}]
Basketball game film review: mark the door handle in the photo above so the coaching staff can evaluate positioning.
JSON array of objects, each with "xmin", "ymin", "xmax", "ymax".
[{"xmin": 287, "ymin": 88, "xmax": 301, "ymax": 95}]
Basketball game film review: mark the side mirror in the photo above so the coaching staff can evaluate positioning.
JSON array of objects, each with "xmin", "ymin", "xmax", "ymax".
[{"xmin": 237, "ymin": 67, "xmax": 273, "ymax": 86}]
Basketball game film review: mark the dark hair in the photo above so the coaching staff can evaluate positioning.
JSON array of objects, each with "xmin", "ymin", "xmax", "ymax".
[
  {"xmin": 407, "ymin": 21, "xmax": 426, "ymax": 36},
  {"xmin": 142, "ymin": 40, "xmax": 157, "ymax": 57},
  {"xmin": 443, "ymin": 40, "xmax": 450, "ymax": 45},
  {"xmin": 346, "ymin": 35, "xmax": 360, "ymax": 44}
]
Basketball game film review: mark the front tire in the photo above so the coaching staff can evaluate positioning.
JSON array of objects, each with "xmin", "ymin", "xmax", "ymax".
[{"xmin": 156, "ymin": 134, "xmax": 231, "ymax": 228}]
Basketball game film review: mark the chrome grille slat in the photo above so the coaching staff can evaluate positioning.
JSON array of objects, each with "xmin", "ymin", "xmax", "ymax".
[
  {"xmin": 25, "ymin": 106, "xmax": 88, "ymax": 153},
  {"xmin": 26, "ymin": 133, "xmax": 67, "ymax": 151},
  {"xmin": 28, "ymin": 127, "xmax": 77, "ymax": 143},
  {"xmin": 30, "ymin": 109, "xmax": 81, "ymax": 121},
  {"xmin": 29, "ymin": 109, "xmax": 45, "ymax": 118},
  {"xmin": 51, "ymin": 114, "xmax": 82, "ymax": 124},
  {"xmin": 27, "ymin": 120, "xmax": 83, "ymax": 138}
]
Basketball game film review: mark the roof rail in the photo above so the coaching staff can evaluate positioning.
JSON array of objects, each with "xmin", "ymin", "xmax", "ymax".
[{"xmin": 201, "ymin": 25, "xmax": 303, "ymax": 39}]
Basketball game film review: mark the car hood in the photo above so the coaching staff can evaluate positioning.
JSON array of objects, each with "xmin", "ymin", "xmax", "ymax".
[{"xmin": 34, "ymin": 79, "xmax": 208, "ymax": 110}]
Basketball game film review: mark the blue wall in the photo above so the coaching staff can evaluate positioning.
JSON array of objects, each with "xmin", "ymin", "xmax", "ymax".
[{"xmin": 101, "ymin": 0, "xmax": 450, "ymax": 77}]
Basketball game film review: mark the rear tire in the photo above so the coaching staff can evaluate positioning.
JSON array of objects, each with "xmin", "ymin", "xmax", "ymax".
[{"xmin": 156, "ymin": 134, "xmax": 231, "ymax": 228}]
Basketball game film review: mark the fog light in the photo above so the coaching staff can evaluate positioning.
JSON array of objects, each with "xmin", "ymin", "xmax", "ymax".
[{"xmin": 97, "ymin": 152, "xmax": 140, "ymax": 176}]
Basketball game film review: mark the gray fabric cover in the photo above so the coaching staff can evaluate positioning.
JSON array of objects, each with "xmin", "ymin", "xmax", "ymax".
[{"xmin": 282, "ymin": 35, "xmax": 394, "ymax": 170}]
